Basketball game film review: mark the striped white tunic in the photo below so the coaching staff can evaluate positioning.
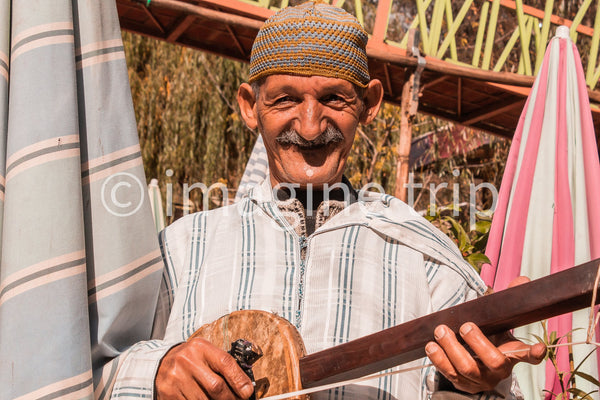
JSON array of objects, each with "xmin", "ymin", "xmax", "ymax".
[{"xmin": 110, "ymin": 179, "xmax": 520, "ymax": 400}]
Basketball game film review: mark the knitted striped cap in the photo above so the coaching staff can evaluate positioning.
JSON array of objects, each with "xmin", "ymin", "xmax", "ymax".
[{"xmin": 249, "ymin": 2, "xmax": 370, "ymax": 88}]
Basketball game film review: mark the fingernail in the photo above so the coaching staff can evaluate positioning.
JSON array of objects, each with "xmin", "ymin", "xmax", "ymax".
[
  {"xmin": 460, "ymin": 323, "xmax": 473, "ymax": 335},
  {"xmin": 434, "ymin": 326, "xmax": 446, "ymax": 340},
  {"xmin": 425, "ymin": 343, "xmax": 437, "ymax": 355},
  {"xmin": 241, "ymin": 383, "xmax": 254, "ymax": 398}
]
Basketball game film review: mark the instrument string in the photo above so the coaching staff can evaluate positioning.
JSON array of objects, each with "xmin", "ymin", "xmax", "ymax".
[
  {"xmin": 260, "ymin": 264, "xmax": 600, "ymax": 400},
  {"xmin": 548, "ymin": 262, "xmax": 600, "ymax": 349},
  {"xmin": 587, "ymin": 262, "xmax": 600, "ymax": 343},
  {"xmin": 260, "ymin": 339, "xmax": 600, "ymax": 400},
  {"xmin": 259, "ymin": 363, "xmax": 434, "ymax": 400}
]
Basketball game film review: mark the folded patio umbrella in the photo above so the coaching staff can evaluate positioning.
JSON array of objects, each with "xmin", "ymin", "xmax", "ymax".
[
  {"xmin": 481, "ymin": 26, "xmax": 600, "ymax": 399},
  {"xmin": 0, "ymin": 2, "xmax": 162, "ymax": 398}
]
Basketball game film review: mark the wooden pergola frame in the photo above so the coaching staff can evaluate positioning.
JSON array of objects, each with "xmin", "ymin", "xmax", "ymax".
[{"xmin": 117, "ymin": 0, "xmax": 600, "ymax": 199}]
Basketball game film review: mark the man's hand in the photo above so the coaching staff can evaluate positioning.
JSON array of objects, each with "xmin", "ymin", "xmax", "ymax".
[
  {"xmin": 425, "ymin": 322, "xmax": 546, "ymax": 393},
  {"xmin": 156, "ymin": 338, "xmax": 254, "ymax": 400},
  {"xmin": 425, "ymin": 276, "xmax": 547, "ymax": 394}
]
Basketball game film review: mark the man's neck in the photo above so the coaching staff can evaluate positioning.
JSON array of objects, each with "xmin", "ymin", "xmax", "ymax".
[
  {"xmin": 274, "ymin": 178, "xmax": 357, "ymax": 236},
  {"xmin": 274, "ymin": 179, "xmax": 357, "ymax": 211}
]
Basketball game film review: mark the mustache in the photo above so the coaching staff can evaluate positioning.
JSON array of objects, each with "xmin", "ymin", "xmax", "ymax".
[{"xmin": 275, "ymin": 126, "xmax": 344, "ymax": 149}]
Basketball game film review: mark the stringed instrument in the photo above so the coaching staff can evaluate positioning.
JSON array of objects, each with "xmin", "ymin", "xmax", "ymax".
[{"xmin": 189, "ymin": 258, "xmax": 600, "ymax": 399}]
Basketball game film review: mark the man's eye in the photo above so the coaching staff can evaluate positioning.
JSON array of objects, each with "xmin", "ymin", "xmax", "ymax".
[
  {"xmin": 274, "ymin": 96, "xmax": 294, "ymax": 104},
  {"xmin": 321, "ymin": 94, "xmax": 343, "ymax": 103}
]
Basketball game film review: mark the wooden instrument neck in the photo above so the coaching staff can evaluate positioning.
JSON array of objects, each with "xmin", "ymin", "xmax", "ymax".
[{"xmin": 299, "ymin": 258, "xmax": 600, "ymax": 388}]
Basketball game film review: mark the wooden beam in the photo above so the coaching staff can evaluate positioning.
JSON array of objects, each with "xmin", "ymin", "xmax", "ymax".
[
  {"xmin": 225, "ymin": 24, "xmax": 247, "ymax": 58},
  {"xmin": 457, "ymin": 77, "xmax": 462, "ymax": 117},
  {"xmin": 420, "ymin": 75, "xmax": 449, "ymax": 92},
  {"xmin": 422, "ymin": 87, "xmax": 461, "ymax": 106},
  {"xmin": 394, "ymin": 78, "xmax": 417, "ymax": 202},
  {"xmin": 368, "ymin": 43, "xmax": 600, "ymax": 103},
  {"xmin": 416, "ymin": 104, "xmax": 513, "ymax": 138},
  {"xmin": 193, "ymin": 0, "xmax": 274, "ymax": 20},
  {"xmin": 166, "ymin": 14, "xmax": 195, "ymax": 42},
  {"xmin": 394, "ymin": 30, "xmax": 420, "ymax": 202},
  {"xmin": 492, "ymin": 0, "xmax": 595, "ymax": 37},
  {"xmin": 382, "ymin": 62, "xmax": 393, "ymax": 96},
  {"xmin": 417, "ymin": 104, "xmax": 459, "ymax": 122},
  {"xmin": 367, "ymin": 43, "xmax": 536, "ymax": 87},
  {"xmin": 300, "ymin": 258, "xmax": 600, "ymax": 388},
  {"xmin": 144, "ymin": 0, "xmax": 265, "ymax": 31},
  {"xmin": 371, "ymin": 0, "xmax": 392, "ymax": 43},
  {"xmin": 460, "ymin": 98, "xmax": 525, "ymax": 125},
  {"xmin": 140, "ymin": 3, "xmax": 166, "ymax": 34}
]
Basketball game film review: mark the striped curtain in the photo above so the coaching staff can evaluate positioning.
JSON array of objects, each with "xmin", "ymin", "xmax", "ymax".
[{"xmin": 0, "ymin": 1, "xmax": 162, "ymax": 399}]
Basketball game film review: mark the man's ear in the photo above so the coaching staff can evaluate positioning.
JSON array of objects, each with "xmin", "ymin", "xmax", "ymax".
[
  {"xmin": 359, "ymin": 79, "xmax": 384, "ymax": 124},
  {"xmin": 237, "ymin": 83, "xmax": 258, "ymax": 130}
]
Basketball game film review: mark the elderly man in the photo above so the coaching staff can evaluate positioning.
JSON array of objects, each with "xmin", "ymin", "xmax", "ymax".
[{"xmin": 109, "ymin": 2, "xmax": 545, "ymax": 399}]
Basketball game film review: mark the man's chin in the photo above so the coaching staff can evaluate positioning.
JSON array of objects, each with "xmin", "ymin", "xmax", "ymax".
[{"xmin": 274, "ymin": 170, "xmax": 343, "ymax": 188}]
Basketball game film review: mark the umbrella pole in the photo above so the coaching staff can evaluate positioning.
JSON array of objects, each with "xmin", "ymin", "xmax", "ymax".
[{"xmin": 394, "ymin": 30, "xmax": 424, "ymax": 202}]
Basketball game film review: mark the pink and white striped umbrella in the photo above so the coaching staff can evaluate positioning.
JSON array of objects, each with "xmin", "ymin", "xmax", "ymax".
[{"xmin": 481, "ymin": 26, "xmax": 600, "ymax": 399}]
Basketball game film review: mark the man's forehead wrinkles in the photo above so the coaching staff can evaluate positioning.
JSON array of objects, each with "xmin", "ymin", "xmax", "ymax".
[{"xmin": 262, "ymin": 77, "xmax": 356, "ymax": 97}]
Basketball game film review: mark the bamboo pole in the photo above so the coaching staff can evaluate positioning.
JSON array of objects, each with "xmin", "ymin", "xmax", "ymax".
[
  {"xmin": 354, "ymin": 0, "xmax": 364, "ymax": 27},
  {"xmin": 482, "ymin": 0, "xmax": 501, "ymax": 70},
  {"xmin": 429, "ymin": 0, "xmax": 445, "ymax": 55},
  {"xmin": 472, "ymin": 1, "xmax": 490, "ymax": 67},
  {"xmin": 399, "ymin": 0, "xmax": 434, "ymax": 49},
  {"xmin": 569, "ymin": 0, "xmax": 593, "ymax": 42},
  {"xmin": 514, "ymin": 0, "xmax": 532, "ymax": 75},
  {"xmin": 586, "ymin": 0, "xmax": 600, "ymax": 88},
  {"xmin": 534, "ymin": 0, "xmax": 553, "ymax": 74},
  {"xmin": 443, "ymin": 0, "xmax": 458, "ymax": 61},
  {"xmin": 492, "ymin": 25, "xmax": 521, "ymax": 72},
  {"xmin": 436, "ymin": 0, "xmax": 474, "ymax": 59},
  {"xmin": 415, "ymin": 0, "xmax": 431, "ymax": 54}
]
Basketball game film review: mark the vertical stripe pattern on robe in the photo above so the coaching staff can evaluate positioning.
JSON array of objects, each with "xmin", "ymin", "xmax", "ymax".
[{"xmin": 111, "ymin": 178, "xmax": 523, "ymax": 400}]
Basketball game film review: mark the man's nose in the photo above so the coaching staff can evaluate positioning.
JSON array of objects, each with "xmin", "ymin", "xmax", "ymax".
[{"xmin": 295, "ymin": 100, "xmax": 327, "ymax": 141}]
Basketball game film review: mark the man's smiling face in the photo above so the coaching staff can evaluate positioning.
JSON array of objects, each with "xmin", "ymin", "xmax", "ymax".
[{"xmin": 238, "ymin": 74, "xmax": 383, "ymax": 188}]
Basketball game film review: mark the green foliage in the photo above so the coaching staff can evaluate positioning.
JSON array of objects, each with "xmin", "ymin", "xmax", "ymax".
[
  {"xmin": 123, "ymin": 32, "xmax": 255, "ymax": 220},
  {"xmin": 535, "ymin": 322, "xmax": 600, "ymax": 399},
  {"xmin": 425, "ymin": 205, "xmax": 491, "ymax": 272}
]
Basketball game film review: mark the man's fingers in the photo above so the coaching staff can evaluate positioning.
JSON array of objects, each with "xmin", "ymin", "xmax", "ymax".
[
  {"xmin": 433, "ymin": 325, "xmax": 488, "ymax": 383},
  {"xmin": 497, "ymin": 341, "xmax": 547, "ymax": 365},
  {"xmin": 425, "ymin": 341, "xmax": 461, "ymax": 382},
  {"xmin": 425, "ymin": 340, "xmax": 488, "ymax": 393},
  {"xmin": 203, "ymin": 343, "xmax": 254, "ymax": 399},
  {"xmin": 426, "ymin": 325, "xmax": 494, "ymax": 393},
  {"xmin": 507, "ymin": 276, "xmax": 530, "ymax": 288},
  {"xmin": 427, "ymin": 321, "xmax": 548, "ymax": 395},
  {"xmin": 459, "ymin": 323, "xmax": 511, "ymax": 380},
  {"xmin": 191, "ymin": 362, "xmax": 239, "ymax": 400},
  {"xmin": 156, "ymin": 338, "xmax": 254, "ymax": 400}
]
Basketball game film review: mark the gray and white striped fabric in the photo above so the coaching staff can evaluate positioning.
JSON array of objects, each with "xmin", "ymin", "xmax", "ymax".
[
  {"xmin": 0, "ymin": 1, "xmax": 162, "ymax": 399},
  {"xmin": 235, "ymin": 134, "xmax": 269, "ymax": 201}
]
